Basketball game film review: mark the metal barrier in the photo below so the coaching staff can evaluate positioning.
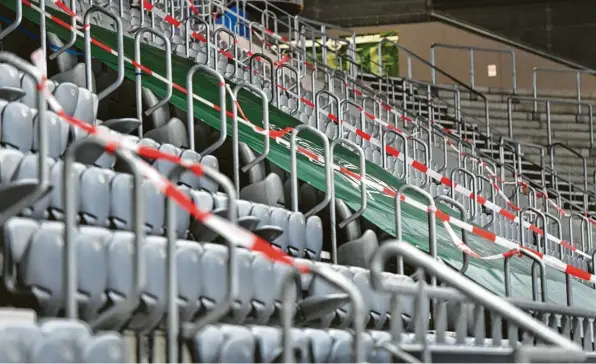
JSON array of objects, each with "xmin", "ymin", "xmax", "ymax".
[
  {"xmin": 431, "ymin": 43, "xmax": 517, "ymax": 94},
  {"xmin": 370, "ymin": 241, "xmax": 583, "ymax": 352},
  {"xmin": 85, "ymin": 7, "xmax": 125, "ymax": 101},
  {"xmin": 508, "ymin": 95, "xmax": 595, "ymax": 149},
  {"xmin": 231, "ymin": 82, "xmax": 270, "ymax": 194},
  {"xmin": 379, "ymin": 38, "xmax": 492, "ymax": 140},
  {"xmin": 532, "ymin": 67, "xmax": 596, "ymax": 114},
  {"xmin": 134, "ymin": 27, "xmax": 172, "ymax": 137},
  {"xmin": 186, "ymin": 64, "xmax": 226, "ymax": 154},
  {"xmin": 329, "ymin": 138, "xmax": 367, "ymax": 264}
]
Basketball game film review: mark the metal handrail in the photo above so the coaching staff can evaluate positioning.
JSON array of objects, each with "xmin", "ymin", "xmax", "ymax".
[
  {"xmin": 378, "ymin": 38, "xmax": 492, "ymax": 140},
  {"xmin": 370, "ymin": 240, "xmax": 582, "ymax": 352},
  {"xmin": 431, "ymin": 43, "xmax": 517, "ymax": 94},
  {"xmin": 532, "ymin": 67, "xmax": 596, "ymax": 114},
  {"xmin": 429, "ymin": 11, "xmax": 594, "ymax": 72}
]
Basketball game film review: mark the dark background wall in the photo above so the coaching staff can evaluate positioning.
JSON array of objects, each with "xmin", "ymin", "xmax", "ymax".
[{"xmin": 300, "ymin": 0, "xmax": 596, "ymax": 68}]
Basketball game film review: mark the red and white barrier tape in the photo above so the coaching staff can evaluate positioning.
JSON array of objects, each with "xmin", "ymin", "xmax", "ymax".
[
  {"xmin": 31, "ymin": 48, "xmax": 310, "ymax": 273},
  {"xmin": 396, "ymin": 192, "xmax": 596, "ymax": 283},
  {"xmin": 25, "ymin": 0, "xmax": 591, "ymax": 262}
]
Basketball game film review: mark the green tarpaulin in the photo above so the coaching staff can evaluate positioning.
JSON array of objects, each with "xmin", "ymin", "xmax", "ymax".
[{"xmin": 11, "ymin": 3, "xmax": 596, "ymax": 308}]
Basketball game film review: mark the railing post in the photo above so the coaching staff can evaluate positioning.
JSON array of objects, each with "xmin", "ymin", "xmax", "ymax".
[
  {"xmin": 430, "ymin": 45, "xmax": 436, "ymax": 84},
  {"xmin": 469, "ymin": 48, "xmax": 475, "ymax": 90}
]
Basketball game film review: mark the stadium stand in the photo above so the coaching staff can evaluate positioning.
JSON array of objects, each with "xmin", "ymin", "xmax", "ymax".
[{"xmin": 1, "ymin": 0, "xmax": 596, "ymax": 362}]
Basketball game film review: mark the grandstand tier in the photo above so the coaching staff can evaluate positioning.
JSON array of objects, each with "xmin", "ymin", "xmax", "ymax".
[{"xmin": 1, "ymin": 0, "xmax": 596, "ymax": 362}]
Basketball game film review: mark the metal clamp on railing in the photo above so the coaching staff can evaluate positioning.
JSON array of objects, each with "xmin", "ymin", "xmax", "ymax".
[
  {"xmin": 431, "ymin": 43, "xmax": 517, "ymax": 94},
  {"xmin": 231, "ymin": 82, "xmax": 270, "ymax": 194},
  {"xmin": 133, "ymin": 27, "xmax": 172, "ymax": 137},
  {"xmin": 85, "ymin": 7, "xmax": 125, "ymax": 101},
  {"xmin": 329, "ymin": 138, "xmax": 367, "ymax": 263},
  {"xmin": 186, "ymin": 64, "xmax": 226, "ymax": 153}
]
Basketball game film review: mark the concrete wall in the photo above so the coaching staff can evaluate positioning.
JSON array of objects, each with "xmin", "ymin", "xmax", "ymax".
[{"xmin": 340, "ymin": 22, "xmax": 596, "ymax": 95}]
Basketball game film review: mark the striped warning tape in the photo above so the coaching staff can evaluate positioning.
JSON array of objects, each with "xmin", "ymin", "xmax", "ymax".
[
  {"xmin": 30, "ymin": 48, "xmax": 310, "ymax": 273},
  {"xmin": 24, "ymin": 0, "xmax": 594, "ymax": 268},
  {"xmin": 395, "ymin": 191, "xmax": 596, "ymax": 283}
]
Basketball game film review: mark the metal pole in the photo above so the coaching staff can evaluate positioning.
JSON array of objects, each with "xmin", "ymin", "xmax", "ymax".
[{"xmin": 469, "ymin": 48, "xmax": 475, "ymax": 90}]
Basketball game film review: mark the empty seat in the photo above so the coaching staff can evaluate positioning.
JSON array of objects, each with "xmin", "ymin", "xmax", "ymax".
[
  {"xmin": 19, "ymin": 223, "xmax": 108, "ymax": 320},
  {"xmin": 0, "ymin": 101, "xmax": 34, "ymax": 152}
]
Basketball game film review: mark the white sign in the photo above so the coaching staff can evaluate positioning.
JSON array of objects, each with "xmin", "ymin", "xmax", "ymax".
[{"xmin": 488, "ymin": 64, "xmax": 497, "ymax": 77}]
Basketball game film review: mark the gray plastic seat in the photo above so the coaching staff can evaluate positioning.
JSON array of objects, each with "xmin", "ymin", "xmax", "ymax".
[
  {"xmin": 0, "ymin": 102, "xmax": 34, "ymax": 152},
  {"xmin": 307, "ymin": 263, "xmax": 354, "ymax": 328},
  {"xmin": 191, "ymin": 324, "xmax": 255, "ymax": 363},
  {"xmin": 72, "ymin": 86, "xmax": 98, "ymax": 124},
  {"xmin": 39, "ymin": 319, "xmax": 91, "ymax": 361},
  {"xmin": 250, "ymin": 253, "xmax": 277, "ymax": 324},
  {"xmin": 198, "ymin": 243, "xmax": 230, "ymax": 318},
  {"xmin": 71, "ymin": 125, "xmax": 117, "ymax": 169},
  {"xmin": 110, "ymin": 175, "xmax": 164, "ymax": 235},
  {"xmin": 198, "ymin": 154, "xmax": 220, "ymax": 193},
  {"xmin": 0, "ymin": 63, "xmax": 24, "ymax": 100},
  {"xmin": 49, "ymin": 160, "xmax": 86, "ymax": 221},
  {"xmin": 0, "ymin": 331, "xmax": 28, "ymax": 362},
  {"xmin": 230, "ymin": 247, "xmax": 254, "ymax": 323},
  {"xmin": 0, "ymin": 148, "xmax": 24, "ymax": 182},
  {"xmin": 79, "ymin": 166, "xmax": 114, "ymax": 227},
  {"xmin": 270, "ymin": 208, "xmax": 306, "ymax": 257},
  {"xmin": 128, "ymin": 236, "xmax": 167, "ymax": 332},
  {"xmin": 337, "ymin": 229, "xmax": 379, "ymax": 269},
  {"xmin": 240, "ymin": 173, "xmax": 285, "ymax": 207},
  {"xmin": 178, "ymin": 148, "xmax": 202, "ymax": 189},
  {"xmin": 52, "ymin": 82, "xmax": 79, "ymax": 117},
  {"xmin": 1, "ymin": 218, "xmax": 39, "ymax": 288},
  {"xmin": 81, "ymin": 332, "xmax": 128, "ymax": 363},
  {"xmin": 176, "ymin": 241, "xmax": 204, "ymax": 323},
  {"xmin": 31, "ymin": 335, "xmax": 78, "ymax": 363},
  {"xmin": 20, "ymin": 224, "xmax": 108, "ymax": 320},
  {"xmin": 103, "ymin": 231, "xmax": 136, "ymax": 329},
  {"xmin": 14, "ymin": 154, "xmax": 55, "ymax": 219},
  {"xmin": 305, "ymin": 215, "xmax": 323, "ymax": 260},
  {"xmin": 152, "ymin": 143, "xmax": 182, "ymax": 178},
  {"xmin": 34, "ymin": 110, "xmax": 70, "ymax": 158},
  {"xmin": 20, "ymin": 74, "xmax": 56, "ymax": 108}
]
